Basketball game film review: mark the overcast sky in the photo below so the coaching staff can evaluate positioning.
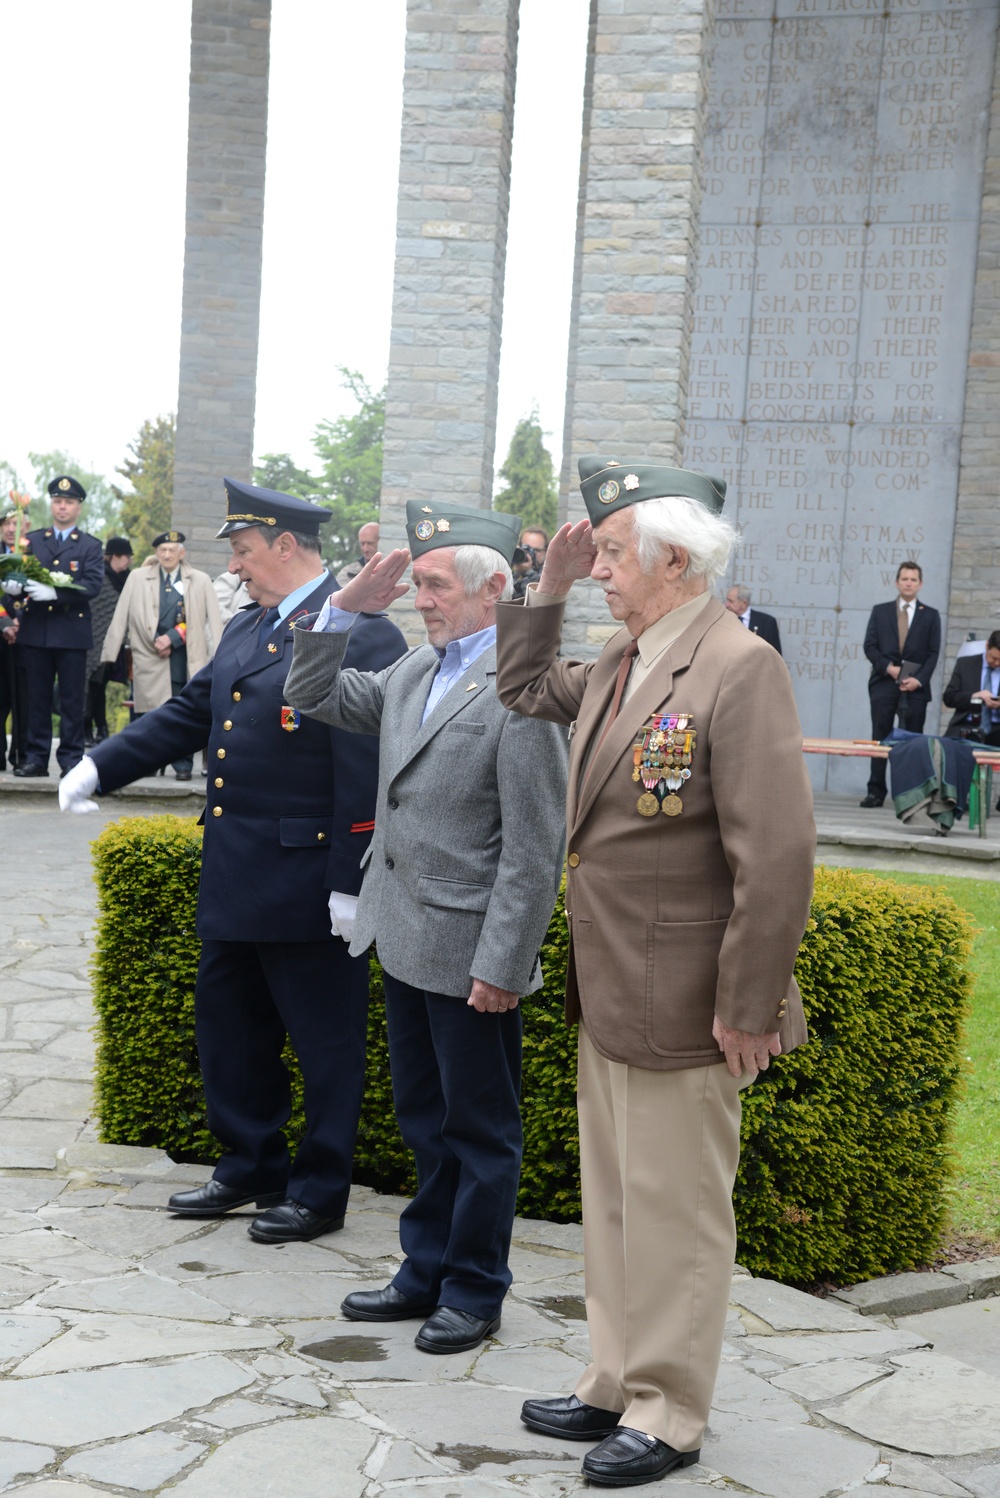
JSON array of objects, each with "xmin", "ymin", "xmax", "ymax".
[{"xmin": 0, "ymin": 0, "xmax": 590, "ymax": 498}]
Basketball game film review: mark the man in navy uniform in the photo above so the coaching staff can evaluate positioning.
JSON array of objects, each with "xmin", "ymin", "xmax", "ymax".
[
  {"xmin": 861, "ymin": 560, "xmax": 941, "ymax": 807},
  {"xmin": 59, "ymin": 480, "xmax": 407, "ymax": 1243},
  {"xmin": 10, "ymin": 476, "xmax": 104, "ymax": 777}
]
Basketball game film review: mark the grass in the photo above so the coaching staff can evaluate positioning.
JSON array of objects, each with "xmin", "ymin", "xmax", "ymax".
[{"xmin": 845, "ymin": 865, "xmax": 1000, "ymax": 1250}]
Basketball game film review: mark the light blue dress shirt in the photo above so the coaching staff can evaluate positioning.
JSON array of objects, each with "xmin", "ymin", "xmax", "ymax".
[
  {"xmin": 260, "ymin": 572, "xmax": 331, "ymax": 632},
  {"xmin": 313, "ymin": 598, "xmax": 495, "ymax": 725}
]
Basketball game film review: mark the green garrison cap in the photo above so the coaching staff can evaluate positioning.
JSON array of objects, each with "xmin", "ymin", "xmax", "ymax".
[
  {"xmin": 406, "ymin": 500, "xmax": 521, "ymax": 565},
  {"xmin": 578, "ymin": 457, "xmax": 727, "ymax": 524}
]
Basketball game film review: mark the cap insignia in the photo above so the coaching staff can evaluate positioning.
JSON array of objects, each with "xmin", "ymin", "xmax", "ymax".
[
  {"xmin": 624, "ymin": 474, "xmax": 640, "ymax": 491},
  {"xmin": 605, "ymin": 460, "xmax": 620, "ymax": 467},
  {"xmin": 421, "ymin": 506, "xmax": 433, "ymax": 514},
  {"xmin": 414, "ymin": 519, "xmax": 435, "ymax": 541},
  {"xmin": 598, "ymin": 480, "xmax": 620, "ymax": 504},
  {"xmin": 58, "ymin": 478, "xmax": 71, "ymax": 492},
  {"xmin": 436, "ymin": 518, "xmax": 451, "ymax": 533}
]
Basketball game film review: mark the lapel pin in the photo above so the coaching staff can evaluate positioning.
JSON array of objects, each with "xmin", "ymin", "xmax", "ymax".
[
  {"xmin": 466, "ymin": 681, "xmax": 478, "ymax": 691},
  {"xmin": 267, "ymin": 642, "xmax": 277, "ymax": 654}
]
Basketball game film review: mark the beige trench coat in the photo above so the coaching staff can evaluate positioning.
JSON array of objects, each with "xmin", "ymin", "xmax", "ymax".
[{"xmin": 102, "ymin": 558, "xmax": 224, "ymax": 713}]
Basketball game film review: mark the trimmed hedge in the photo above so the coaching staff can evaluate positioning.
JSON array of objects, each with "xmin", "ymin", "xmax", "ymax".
[{"xmin": 92, "ymin": 817, "xmax": 971, "ymax": 1283}]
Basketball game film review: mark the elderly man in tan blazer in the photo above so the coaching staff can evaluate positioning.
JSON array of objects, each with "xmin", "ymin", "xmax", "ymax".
[{"xmin": 494, "ymin": 457, "xmax": 815, "ymax": 1488}]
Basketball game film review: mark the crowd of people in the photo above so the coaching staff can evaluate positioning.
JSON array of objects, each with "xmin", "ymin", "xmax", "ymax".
[{"xmin": 49, "ymin": 461, "xmax": 814, "ymax": 1488}]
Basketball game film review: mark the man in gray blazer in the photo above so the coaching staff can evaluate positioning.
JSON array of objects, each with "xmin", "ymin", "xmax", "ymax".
[{"xmin": 285, "ymin": 500, "xmax": 568, "ymax": 1356}]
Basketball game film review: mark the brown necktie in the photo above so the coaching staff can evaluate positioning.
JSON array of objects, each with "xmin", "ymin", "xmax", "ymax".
[
  {"xmin": 898, "ymin": 602, "xmax": 909, "ymax": 653},
  {"xmin": 589, "ymin": 637, "xmax": 640, "ymax": 768}
]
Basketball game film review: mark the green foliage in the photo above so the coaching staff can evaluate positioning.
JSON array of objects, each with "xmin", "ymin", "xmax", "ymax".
[
  {"xmin": 494, "ymin": 409, "xmax": 558, "ymax": 536},
  {"xmin": 91, "ymin": 827, "xmax": 971, "ymax": 1283},
  {"xmin": 28, "ymin": 450, "xmax": 121, "ymax": 538},
  {"xmin": 112, "ymin": 415, "xmax": 175, "ymax": 562},
  {"xmin": 253, "ymin": 369, "xmax": 384, "ymax": 572}
]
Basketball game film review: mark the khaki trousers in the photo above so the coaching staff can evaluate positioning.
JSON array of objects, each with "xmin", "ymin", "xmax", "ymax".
[{"xmin": 574, "ymin": 1025, "xmax": 743, "ymax": 1451}]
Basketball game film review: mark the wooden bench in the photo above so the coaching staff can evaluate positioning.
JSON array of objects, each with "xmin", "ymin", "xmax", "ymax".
[{"xmin": 802, "ymin": 737, "xmax": 1000, "ymax": 839}]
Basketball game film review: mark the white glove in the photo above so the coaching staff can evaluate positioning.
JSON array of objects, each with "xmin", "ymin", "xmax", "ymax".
[
  {"xmin": 328, "ymin": 890, "xmax": 359, "ymax": 941},
  {"xmin": 25, "ymin": 581, "xmax": 57, "ymax": 602},
  {"xmin": 58, "ymin": 756, "xmax": 100, "ymax": 815},
  {"xmin": 1, "ymin": 579, "xmax": 22, "ymax": 596}
]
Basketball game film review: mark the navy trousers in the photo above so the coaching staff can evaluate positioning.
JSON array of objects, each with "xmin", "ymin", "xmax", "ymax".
[
  {"xmin": 382, "ymin": 972, "xmax": 523, "ymax": 1319},
  {"xmin": 196, "ymin": 937, "xmax": 370, "ymax": 1215},
  {"xmin": 22, "ymin": 645, "xmax": 87, "ymax": 772}
]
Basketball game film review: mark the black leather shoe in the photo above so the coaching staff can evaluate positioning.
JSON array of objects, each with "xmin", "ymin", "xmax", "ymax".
[
  {"xmin": 247, "ymin": 1199, "xmax": 345, "ymax": 1244},
  {"xmin": 167, "ymin": 1180, "xmax": 285, "ymax": 1217},
  {"xmin": 341, "ymin": 1283, "xmax": 438, "ymax": 1322},
  {"xmin": 175, "ymin": 770, "xmax": 192, "ymax": 782},
  {"xmin": 521, "ymin": 1393, "xmax": 621, "ymax": 1440},
  {"xmin": 582, "ymin": 1429, "xmax": 700, "ymax": 1486},
  {"xmin": 13, "ymin": 763, "xmax": 48, "ymax": 778},
  {"xmin": 859, "ymin": 794, "xmax": 884, "ymax": 808},
  {"xmin": 415, "ymin": 1305, "xmax": 501, "ymax": 1354}
]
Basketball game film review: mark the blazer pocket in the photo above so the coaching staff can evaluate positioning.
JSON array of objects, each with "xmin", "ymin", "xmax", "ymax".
[
  {"xmin": 645, "ymin": 918, "xmax": 729, "ymax": 1056},
  {"xmin": 418, "ymin": 873, "xmax": 493, "ymax": 912},
  {"xmin": 445, "ymin": 721, "xmax": 486, "ymax": 735},
  {"xmin": 279, "ymin": 815, "xmax": 335, "ymax": 848}
]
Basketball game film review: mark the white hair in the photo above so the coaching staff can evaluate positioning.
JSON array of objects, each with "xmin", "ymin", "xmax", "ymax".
[
  {"xmin": 629, "ymin": 497, "xmax": 738, "ymax": 582},
  {"xmin": 452, "ymin": 544, "xmax": 514, "ymax": 602}
]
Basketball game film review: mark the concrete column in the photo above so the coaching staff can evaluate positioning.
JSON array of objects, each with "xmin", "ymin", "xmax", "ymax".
[
  {"xmin": 172, "ymin": 0, "xmax": 271, "ymax": 572},
  {"xmin": 380, "ymin": 0, "xmax": 520, "ymax": 641},
  {"xmin": 947, "ymin": 32, "xmax": 1000, "ymax": 666},
  {"xmin": 558, "ymin": 0, "xmax": 716, "ymax": 653}
]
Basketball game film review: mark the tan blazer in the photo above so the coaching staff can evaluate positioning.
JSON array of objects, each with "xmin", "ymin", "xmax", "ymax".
[
  {"xmin": 494, "ymin": 595, "xmax": 815, "ymax": 1071},
  {"xmin": 102, "ymin": 558, "xmax": 224, "ymax": 713}
]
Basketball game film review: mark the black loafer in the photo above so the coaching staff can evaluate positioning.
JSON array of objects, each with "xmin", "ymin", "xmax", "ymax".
[
  {"xmin": 175, "ymin": 770, "xmax": 192, "ymax": 782},
  {"xmin": 167, "ymin": 1179, "xmax": 285, "ymax": 1217},
  {"xmin": 582, "ymin": 1429, "xmax": 700, "ymax": 1487},
  {"xmin": 13, "ymin": 763, "xmax": 48, "ymax": 778},
  {"xmin": 859, "ymin": 794, "xmax": 884, "ymax": 808},
  {"xmin": 248, "ymin": 1199, "xmax": 345, "ymax": 1243},
  {"xmin": 414, "ymin": 1305, "xmax": 500, "ymax": 1354},
  {"xmin": 521, "ymin": 1393, "xmax": 621, "ymax": 1440},
  {"xmin": 341, "ymin": 1284, "xmax": 438, "ymax": 1322}
]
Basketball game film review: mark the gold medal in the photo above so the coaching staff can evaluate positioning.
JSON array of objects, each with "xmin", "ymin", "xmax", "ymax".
[
  {"xmin": 662, "ymin": 793, "xmax": 683, "ymax": 817},
  {"xmin": 637, "ymin": 791, "xmax": 659, "ymax": 817}
]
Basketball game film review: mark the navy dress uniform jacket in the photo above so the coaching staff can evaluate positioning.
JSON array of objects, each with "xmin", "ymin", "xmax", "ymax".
[
  {"xmin": 17, "ymin": 527, "xmax": 105, "ymax": 649},
  {"xmin": 92, "ymin": 574, "xmax": 406, "ymax": 943}
]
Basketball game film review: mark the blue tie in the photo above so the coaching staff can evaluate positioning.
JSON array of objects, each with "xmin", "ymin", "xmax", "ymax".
[{"xmin": 260, "ymin": 607, "xmax": 279, "ymax": 633}]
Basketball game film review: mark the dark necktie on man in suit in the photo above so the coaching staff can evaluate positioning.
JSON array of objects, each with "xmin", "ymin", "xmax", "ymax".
[
  {"xmin": 259, "ymin": 607, "xmax": 279, "ymax": 633},
  {"xmin": 585, "ymin": 637, "xmax": 640, "ymax": 785}
]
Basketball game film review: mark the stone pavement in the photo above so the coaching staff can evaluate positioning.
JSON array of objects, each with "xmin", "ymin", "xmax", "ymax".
[{"xmin": 2, "ymin": 789, "xmax": 1000, "ymax": 1494}]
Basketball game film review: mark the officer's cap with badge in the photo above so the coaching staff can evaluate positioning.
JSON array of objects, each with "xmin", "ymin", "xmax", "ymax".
[
  {"xmin": 406, "ymin": 500, "xmax": 521, "ymax": 565},
  {"xmin": 578, "ymin": 457, "xmax": 726, "ymax": 525},
  {"xmin": 217, "ymin": 477, "xmax": 332, "ymax": 539},
  {"xmin": 152, "ymin": 531, "xmax": 185, "ymax": 548},
  {"xmin": 48, "ymin": 475, "xmax": 87, "ymax": 502}
]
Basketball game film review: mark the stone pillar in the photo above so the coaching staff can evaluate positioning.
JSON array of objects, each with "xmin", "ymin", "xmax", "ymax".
[
  {"xmin": 558, "ymin": 0, "xmax": 716, "ymax": 652},
  {"xmin": 380, "ymin": 0, "xmax": 520, "ymax": 642},
  {"xmin": 947, "ymin": 34, "xmax": 1000, "ymax": 667},
  {"xmin": 172, "ymin": 0, "xmax": 271, "ymax": 572}
]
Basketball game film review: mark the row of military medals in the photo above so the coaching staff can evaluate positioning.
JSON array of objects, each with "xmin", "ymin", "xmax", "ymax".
[{"xmin": 632, "ymin": 714, "xmax": 694, "ymax": 817}]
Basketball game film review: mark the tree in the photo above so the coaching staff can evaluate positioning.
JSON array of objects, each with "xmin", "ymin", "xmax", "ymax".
[
  {"xmin": 493, "ymin": 409, "xmax": 558, "ymax": 536},
  {"xmin": 28, "ymin": 451, "xmax": 122, "ymax": 538},
  {"xmin": 253, "ymin": 369, "xmax": 385, "ymax": 570},
  {"xmin": 112, "ymin": 415, "xmax": 175, "ymax": 562}
]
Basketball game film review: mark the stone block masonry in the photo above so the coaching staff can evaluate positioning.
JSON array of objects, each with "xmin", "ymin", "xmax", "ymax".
[
  {"xmin": 380, "ymin": 0, "xmax": 520, "ymax": 644},
  {"xmin": 172, "ymin": 0, "xmax": 271, "ymax": 575},
  {"xmin": 559, "ymin": 0, "xmax": 717, "ymax": 653}
]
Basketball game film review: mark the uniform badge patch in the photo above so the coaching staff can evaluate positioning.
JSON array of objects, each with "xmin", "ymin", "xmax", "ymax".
[
  {"xmin": 281, "ymin": 706, "xmax": 300, "ymax": 732},
  {"xmin": 436, "ymin": 518, "xmax": 451, "ymax": 532},
  {"xmin": 624, "ymin": 473, "xmax": 640, "ymax": 490},
  {"xmin": 598, "ymin": 480, "xmax": 619, "ymax": 504},
  {"xmin": 415, "ymin": 519, "xmax": 434, "ymax": 541},
  {"xmin": 69, "ymin": 560, "xmax": 79, "ymax": 572}
]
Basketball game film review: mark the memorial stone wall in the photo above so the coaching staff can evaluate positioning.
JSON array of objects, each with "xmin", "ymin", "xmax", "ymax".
[{"xmin": 686, "ymin": 0, "xmax": 999, "ymax": 792}]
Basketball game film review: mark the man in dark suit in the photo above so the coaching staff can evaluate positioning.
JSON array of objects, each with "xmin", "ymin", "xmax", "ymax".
[
  {"xmin": 724, "ymin": 585, "xmax": 782, "ymax": 654},
  {"xmin": 59, "ymin": 480, "xmax": 407, "ymax": 1244},
  {"xmin": 8, "ymin": 476, "xmax": 104, "ymax": 778},
  {"xmin": 861, "ymin": 561, "xmax": 941, "ymax": 807},
  {"xmin": 942, "ymin": 631, "xmax": 1000, "ymax": 745}
]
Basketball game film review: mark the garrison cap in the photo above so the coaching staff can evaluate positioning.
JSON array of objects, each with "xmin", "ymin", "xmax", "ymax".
[
  {"xmin": 48, "ymin": 475, "xmax": 87, "ymax": 501},
  {"xmin": 0, "ymin": 507, "xmax": 17, "ymax": 525},
  {"xmin": 578, "ymin": 457, "xmax": 726, "ymax": 524},
  {"xmin": 152, "ymin": 530, "xmax": 185, "ymax": 548},
  {"xmin": 104, "ymin": 536, "xmax": 133, "ymax": 557},
  {"xmin": 406, "ymin": 500, "xmax": 521, "ymax": 565},
  {"xmin": 217, "ymin": 477, "xmax": 332, "ymax": 539}
]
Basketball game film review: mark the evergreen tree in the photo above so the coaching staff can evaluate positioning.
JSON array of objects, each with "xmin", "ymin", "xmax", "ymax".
[
  {"xmin": 493, "ymin": 410, "xmax": 558, "ymax": 536},
  {"xmin": 112, "ymin": 415, "xmax": 175, "ymax": 561},
  {"xmin": 29, "ymin": 450, "xmax": 122, "ymax": 538}
]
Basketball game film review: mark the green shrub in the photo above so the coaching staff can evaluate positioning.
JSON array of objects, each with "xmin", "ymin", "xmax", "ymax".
[{"xmin": 92, "ymin": 820, "xmax": 971, "ymax": 1283}]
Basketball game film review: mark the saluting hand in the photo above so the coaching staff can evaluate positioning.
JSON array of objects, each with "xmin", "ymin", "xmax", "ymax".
[
  {"xmin": 537, "ymin": 520, "xmax": 597, "ymax": 598},
  {"xmin": 336, "ymin": 549, "xmax": 411, "ymax": 614}
]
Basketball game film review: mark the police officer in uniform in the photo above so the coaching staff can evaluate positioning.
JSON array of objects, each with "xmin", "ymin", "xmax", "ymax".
[
  {"xmin": 12, "ymin": 476, "xmax": 104, "ymax": 777},
  {"xmin": 1, "ymin": 504, "xmax": 30, "ymax": 769},
  {"xmin": 59, "ymin": 480, "xmax": 407, "ymax": 1243}
]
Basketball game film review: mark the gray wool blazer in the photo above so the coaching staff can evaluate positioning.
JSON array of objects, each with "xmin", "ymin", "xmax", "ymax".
[{"xmin": 285, "ymin": 623, "xmax": 568, "ymax": 999}]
